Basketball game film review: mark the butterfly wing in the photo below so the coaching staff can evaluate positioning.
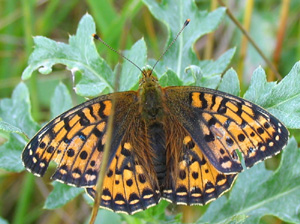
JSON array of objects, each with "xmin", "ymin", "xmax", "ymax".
[
  {"xmin": 22, "ymin": 91, "xmax": 139, "ymax": 187},
  {"xmin": 163, "ymin": 86, "xmax": 289, "ymax": 174},
  {"xmin": 86, "ymin": 118, "xmax": 160, "ymax": 214},
  {"xmin": 162, "ymin": 119, "xmax": 237, "ymax": 205}
]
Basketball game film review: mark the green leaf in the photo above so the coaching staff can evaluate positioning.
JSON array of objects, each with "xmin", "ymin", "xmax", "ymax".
[
  {"xmin": 199, "ymin": 48, "xmax": 236, "ymax": 77},
  {"xmin": 243, "ymin": 66, "xmax": 276, "ymax": 106},
  {"xmin": 218, "ymin": 68, "xmax": 240, "ymax": 96},
  {"xmin": 244, "ymin": 63, "xmax": 300, "ymax": 129},
  {"xmin": 159, "ymin": 70, "xmax": 183, "ymax": 87},
  {"xmin": 143, "ymin": 0, "xmax": 226, "ymax": 82},
  {"xmin": 0, "ymin": 83, "xmax": 39, "ymax": 138},
  {"xmin": 266, "ymin": 62, "xmax": 300, "ymax": 129},
  {"xmin": 0, "ymin": 120, "xmax": 25, "ymax": 136},
  {"xmin": 186, "ymin": 65, "xmax": 221, "ymax": 89},
  {"xmin": 50, "ymin": 82, "xmax": 73, "ymax": 118},
  {"xmin": 22, "ymin": 14, "xmax": 114, "ymax": 97},
  {"xmin": 88, "ymin": 209, "xmax": 122, "ymax": 224},
  {"xmin": 0, "ymin": 133, "xmax": 26, "ymax": 172},
  {"xmin": 44, "ymin": 182, "xmax": 84, "ymax": 209},
  {"xmin": 184, "ymin": 48, "xmax": 236, "ymax": 88},
  {"xmin": 198, "ymin": 137, "xmax": 300, "ymax": 224},
  {"xmin": 129, "ymin": 200, "xmax": 179, "ymax": 223},
  {"xmin": 0, "ymin": 83, "xmax": 39, "ymax": 171},
  {"xmin": 119, "ymin": 38, "xmax": 147, "ymax": 91}
]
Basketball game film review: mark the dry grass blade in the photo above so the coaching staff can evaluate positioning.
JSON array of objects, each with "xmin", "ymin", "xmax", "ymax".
[
  {"xmin": 217, "ymin": 0, "xmax": 282, "ymax": 80},
  {"xmin": 89, "ymin": 41, "xmax": 121, "ymax": 224}
]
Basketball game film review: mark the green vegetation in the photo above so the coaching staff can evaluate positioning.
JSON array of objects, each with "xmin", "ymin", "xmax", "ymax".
[{"xmin": 1, "ymin": 1, "xmax": 300, "ymax": 223}]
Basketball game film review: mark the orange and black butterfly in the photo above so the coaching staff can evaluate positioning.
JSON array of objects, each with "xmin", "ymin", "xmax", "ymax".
[{"xmin": 22, "ymin": 20, "xmax": 289, "ymax": 215}]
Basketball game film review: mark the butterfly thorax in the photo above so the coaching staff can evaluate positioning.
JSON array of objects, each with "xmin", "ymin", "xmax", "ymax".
[{"xmin": 138, "ymin": 70, "xmax": 165, "ymax": 123}]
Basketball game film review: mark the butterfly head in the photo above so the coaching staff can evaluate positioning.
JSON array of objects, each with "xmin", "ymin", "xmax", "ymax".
[{"xmin": 139, "ymin": 69, "xmax": 159, "ymax": 88}]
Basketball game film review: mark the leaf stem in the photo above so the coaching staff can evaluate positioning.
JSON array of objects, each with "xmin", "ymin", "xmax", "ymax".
[{"xmin": 12, "ymin": 173, "xmax": 35, "ymax": 224}]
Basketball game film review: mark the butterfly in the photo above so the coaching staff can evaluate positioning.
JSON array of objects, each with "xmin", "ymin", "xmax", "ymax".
[
  {"xmin": 22, "ymin": 68, "xmax": 289, "ymax": 214},
  {"xmin": 22, "ymin": 18, "xmax": 289, "ymax": 214}
]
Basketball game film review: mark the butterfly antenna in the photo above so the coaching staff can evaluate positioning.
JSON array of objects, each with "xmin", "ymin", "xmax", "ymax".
[
  {"xmin": 93, "ymin": 34, "xmax": 146, "ymax": 76},
  {"xmin": 151, "ymin": 19, "xmax": 190, "ymax": 74}
]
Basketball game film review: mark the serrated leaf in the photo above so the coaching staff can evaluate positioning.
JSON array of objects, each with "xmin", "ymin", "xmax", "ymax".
[
  {"xmin": 186, "ymin": 65, "xmax": 221, "ymax": 89},
  {"xmin": 0, "ymin": 83, "xmax": 39, "ymax": 171},
  {"xmin": 266, "ymin": 63, "xmax": 300, "ymax": 129},
  {"xmin": 218, "ymin": 68, "xmax": 240, "ymax": 96},
  {"xmin": 50, "ymin": 82, "xmax": 73, "ymax": 119},
  {"xmin": 143, "ymin": 0, "xmax": 226, "ymax": 82},
  {"xmin": 44, "ymin": 182, "xmax": 84, "ymax": 209},
  {"xmin": 0, "ymin": 83, "xmax": 39, "ymax": 138},
  {"xmin": 0, "ymin": 133, "xmax": 27, "ymax": 172},
  {"xmin": 244, "ymin": 63, "xmax": 300, "ymax": 129},
  {"xmin": 198, "ymin": 137, "xmax": 300, "ymax": 224},
  {"xmin": 159, "ymin": 70, "xmax": 183, "ymax": 87},
  {"xmin": 22, "ymin": 14, "xmax": 114, "ymax": 97},
  {"xmin": 119, "ymin": 38, "xmax": 147, "ymax": 91},
  {"xmin": 243, "ymin": 66, "xmax": 276, "ymax": 105},
  {"xmin": 199, "ymin": 48, "xmax": 236, "ymax": 76},
  {"xmin": 0, "ymin": 121, "xmax": 25, "ymax": 136}
]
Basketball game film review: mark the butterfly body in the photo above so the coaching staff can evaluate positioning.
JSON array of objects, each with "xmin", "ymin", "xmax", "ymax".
[{"xmin": 22, "ymin": 69, "xmax": 288, "ymax": 214}]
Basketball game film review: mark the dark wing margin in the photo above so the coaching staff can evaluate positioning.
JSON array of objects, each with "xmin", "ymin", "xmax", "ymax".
[
  {"xmin": 22, "ymin": 91, "xmax": 139, "ymax": 187},
  {"xmin": 164, "ymin": 86, "xmax": 289, "ymax": 174}
]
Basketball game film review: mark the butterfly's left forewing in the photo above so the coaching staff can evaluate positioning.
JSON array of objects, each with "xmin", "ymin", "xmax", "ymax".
[
  {"xmin": 22, "ymin": 91, "xmax": 139, "ymax": 187},
  {"xmin": 164, "ymin": 86, "xmax": 289, "ymax": 174}
]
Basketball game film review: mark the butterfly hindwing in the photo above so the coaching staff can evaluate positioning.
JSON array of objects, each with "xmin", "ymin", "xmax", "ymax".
[
  {"xmin": 163, "ymin": 117, "xmax": 237, "ymax": 205},
  {"xmin": 164, "ymin": 86, "xmax": 289, "ymax": 174},
  {"xmin": 22, "ymin": 91, "xmax": 139, "ymax": 187},
  {"xmin": 86, "ymin": 119, "xmax": 160, "ymax": 214}
]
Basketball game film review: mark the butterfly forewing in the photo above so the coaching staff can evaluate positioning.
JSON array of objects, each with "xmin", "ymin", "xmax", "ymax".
[
  {"xmin": 22, "ymin": 91, "xmax": 139, "ymax": 187},
  {"xmin": 164, "ymin": 86, "xmax": 289, "ymax": 174}
]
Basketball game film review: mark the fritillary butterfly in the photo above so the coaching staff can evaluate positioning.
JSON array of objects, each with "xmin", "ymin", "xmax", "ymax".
[{"xmin": 22, "ymin": 20, "xmax": 289, "ymax": 215}]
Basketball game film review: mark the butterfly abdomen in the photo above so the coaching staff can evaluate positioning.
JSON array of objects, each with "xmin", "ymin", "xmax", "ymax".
[{"xmin": 148, "ymin": 122, "xmax": 167, "ymax": 186}]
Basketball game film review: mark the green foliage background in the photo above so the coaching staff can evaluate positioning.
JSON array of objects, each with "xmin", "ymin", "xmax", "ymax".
[{"xmin": 1, "ymin": 1, "xmax": 300, "ymax": 223}]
